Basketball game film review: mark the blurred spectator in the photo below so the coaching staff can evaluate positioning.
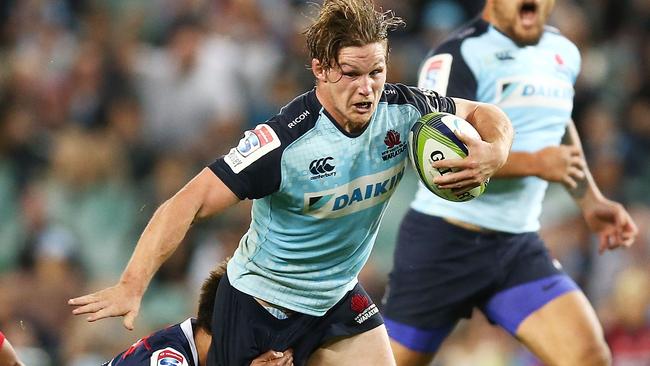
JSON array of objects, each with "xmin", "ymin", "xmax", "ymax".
[
  {"xmin": 130, "ymin": 15, "xmax": 246, "ymax": 158},
  {"xmin": 603, "ymin": 266, "xmax": 650, "ymax": 365}
]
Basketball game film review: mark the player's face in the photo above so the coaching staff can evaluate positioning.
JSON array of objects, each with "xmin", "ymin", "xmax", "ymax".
[
  {"xmin": 314, "ymin": 42, "xmax": 387, "ymax": 133},
  {"xmin": 489, "ymin": 0, "xmax": 556, "ymax": 45}
]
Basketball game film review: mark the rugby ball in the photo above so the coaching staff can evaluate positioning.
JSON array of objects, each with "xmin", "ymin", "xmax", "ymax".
[{"xmin": 408, "ymin": 112, "xmax": 487, "ymax": 202}]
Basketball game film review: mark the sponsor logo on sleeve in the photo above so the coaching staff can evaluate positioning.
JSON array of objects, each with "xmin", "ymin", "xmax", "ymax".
[
  {"xmin": 288, "ymin": 110, "xmax": 310, "ymax": 128},
  {"xmin": 151, "ymin": 347, "xmax": 186, "ymax": 366},
  {"xmin": 224, "ymin": 124, "xmax": 281, "ymax": 174},
  {"xmin": 418, "ymin": 53, "xmax": 453, "ymax": 95}
]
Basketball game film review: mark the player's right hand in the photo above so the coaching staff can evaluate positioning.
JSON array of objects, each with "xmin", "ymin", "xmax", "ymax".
[
  {"xmin": 534, "ymin": 145, "xmax": 585, "ymax": 188},
  {"xmin": 251, "ymin": 349, "xmax": 294, "ymax": 366},
  {"xmin": 68, "ymin": 283, "xmax": 142, "ymax": 330}
]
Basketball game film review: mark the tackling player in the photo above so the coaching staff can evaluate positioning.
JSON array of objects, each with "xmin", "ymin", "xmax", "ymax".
[{"xmin": 100, "ymin": 260, "xmax": 293, "ymax": 366}]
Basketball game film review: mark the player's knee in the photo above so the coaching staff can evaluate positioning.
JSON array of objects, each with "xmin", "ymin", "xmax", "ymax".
[{"xmin": 571, "ymin": 339, "xmax": 611, "ymax": 366}]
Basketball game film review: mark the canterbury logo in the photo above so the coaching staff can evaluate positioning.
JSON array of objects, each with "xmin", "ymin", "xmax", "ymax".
[{"xmin": 309, "ymin": 157, "xmax": 335, "ymax": 175}]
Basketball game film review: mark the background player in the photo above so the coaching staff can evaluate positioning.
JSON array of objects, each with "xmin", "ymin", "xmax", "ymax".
[
  {"xmin": 383, "ymin": 0, "xmax": 639, "ymax": 365},
  {"xmin": 0, "ymin": 331, "xmax": 24, "ymax": 366},
  {"xmin": 99, "ymin": 260, "xmax": 293, "ymax": 366},
  {"xmin": 68, "ymin": 0, "xmax": 513, "ymax": 364}
]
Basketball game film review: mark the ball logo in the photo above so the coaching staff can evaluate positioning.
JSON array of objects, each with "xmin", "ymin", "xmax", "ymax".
[{"xmin": 350, "ymin": 293, "xmax": 370, "ymax": 313}]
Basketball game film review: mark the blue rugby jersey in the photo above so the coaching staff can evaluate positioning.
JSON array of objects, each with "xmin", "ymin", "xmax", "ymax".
[
  {"xmin": 103, "ymin": 318, "xmax": 198, "ymax": 366},
  {"xmin": 413, "ymin": 18, "xmax": 580, "ymax": 233},
  {"xmin": 209, "ymin": 84, "xmax": 455, "ymax": 315}
]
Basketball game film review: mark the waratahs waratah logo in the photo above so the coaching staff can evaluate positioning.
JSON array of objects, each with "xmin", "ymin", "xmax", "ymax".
[
  {"xmin": 382, "ymin": 130, "xmax": 407, "ymax": 161},
  {"xmin": 350, "ymin": 293, "xmax": 379, "ymax": 324},
  {"xmin": 384, "ymin": 130, "xmax": 401, "ymax": 148},
  {"xmin": 350, "ymin": 293, "xmax": 370, "ymax": 313}
]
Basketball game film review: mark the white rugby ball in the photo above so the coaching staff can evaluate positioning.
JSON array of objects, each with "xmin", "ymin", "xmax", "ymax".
[{"xmin": 408, "ymin": 112, "xmax": 486, "ymax": 202}]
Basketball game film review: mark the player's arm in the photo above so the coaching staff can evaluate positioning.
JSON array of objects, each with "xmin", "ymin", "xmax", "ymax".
[
  {"xmin": 69, "ymin": 168, "xmax": 240, "ymax": 330},
  {"xmin": 492, "ymin": 120, "xmax": 587, "ymax": 186},
  {"xmin": 560, "ymin": 120, "xmax": 638, "ymax": 253},
  {"xmin": 432, "ymin": 98, "xmax": 514, "ymax": 190}
]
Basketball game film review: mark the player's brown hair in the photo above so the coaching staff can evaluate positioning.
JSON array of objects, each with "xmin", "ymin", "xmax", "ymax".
[
  {"xmin": 196, "ymin": 258, "xmax": 228, "ymax": 334},
  {"xmin": 304, "ymin": 0, "xmax": 405, "ymax": 71}
]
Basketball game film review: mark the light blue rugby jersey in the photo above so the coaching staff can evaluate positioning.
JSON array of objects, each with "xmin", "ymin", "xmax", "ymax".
[
  {"xmin": 413, "ymin": 18, "xmax": 581, "ymax": 233},
  {"xmin": 209, "ymin": 84, "xmax": 455, "ymax": 315}
]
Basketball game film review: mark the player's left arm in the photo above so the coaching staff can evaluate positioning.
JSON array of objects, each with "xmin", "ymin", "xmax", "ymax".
[
  {"xmin": 562, "ymin": 119, "xmax": 638, "ymax": 253},
  {"xmin": 432, "ymin": 98, "xmax": 514, "ymax": 190}
]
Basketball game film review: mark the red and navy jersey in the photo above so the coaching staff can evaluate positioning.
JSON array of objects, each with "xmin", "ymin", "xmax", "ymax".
[{"xmin": 103, "ymin": 319, "xmax": 198, "ymax": 366}]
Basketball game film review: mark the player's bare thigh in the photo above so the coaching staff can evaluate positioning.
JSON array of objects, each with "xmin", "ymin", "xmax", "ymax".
[
  {"xmin": 307, "ymin": 325, "xmax": 396, "ymax": 366},
  {"xmin": 516, "ymin": 290, "xmax": 610, "ymax": 366}
]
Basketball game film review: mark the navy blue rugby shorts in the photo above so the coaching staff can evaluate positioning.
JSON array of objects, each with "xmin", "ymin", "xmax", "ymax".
[
  {"xmin": 207, "ymin": 273, "xmax": 384, "ymax": 366},
  {"xmin": 383, "ymin": 209, "xmax": 578, "ymax": 353}
]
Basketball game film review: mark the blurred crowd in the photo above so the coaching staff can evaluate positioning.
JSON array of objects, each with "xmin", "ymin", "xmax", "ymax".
[{"xmin": 0, "ymin": 0, "xmax": 648, "ymax": 365}]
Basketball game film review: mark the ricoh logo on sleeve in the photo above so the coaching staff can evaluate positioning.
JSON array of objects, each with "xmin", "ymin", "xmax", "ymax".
[{"xmin": 288, "ymin": 110, "xmax": 310, "ymax": 128}]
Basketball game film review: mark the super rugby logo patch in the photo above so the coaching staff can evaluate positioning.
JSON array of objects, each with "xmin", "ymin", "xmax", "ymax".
[
  {"xmin": 224, "ymin": 124, "xmax": 281, "ymax": 173},
  {"xmin": 418, "ymin": 53, "xmax": 452, "ymax": 95},
  {"xmin": 151, "ymin": 347, "xmax": 186, "ymax": 366}
]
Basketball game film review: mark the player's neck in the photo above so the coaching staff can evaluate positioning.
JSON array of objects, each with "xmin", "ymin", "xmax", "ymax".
[
  {"xmin": 194, "ymin": 328, "xmax": 211, "ymax": 366},
  {"xmin": 314, "ymin": 86, "xmax": 369, "ymax": 134}
]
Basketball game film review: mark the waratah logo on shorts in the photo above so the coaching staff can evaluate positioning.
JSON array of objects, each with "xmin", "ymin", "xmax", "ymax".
[
  {"xmin": 351, "ymin": 294, "xmax": 369, "ymax": 313},
  {"xmin": 350, "ymin": 293, "xmax": 378, "ymax": 324},
  {"xmin": 382, "ymin": 130, "xmax": 407, "ymax": 161}
]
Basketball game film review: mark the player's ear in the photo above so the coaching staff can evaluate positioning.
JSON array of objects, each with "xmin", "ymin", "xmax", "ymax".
[{"xmin": 312, "ymin": 59, "xmax": 327, "ymax": 83}]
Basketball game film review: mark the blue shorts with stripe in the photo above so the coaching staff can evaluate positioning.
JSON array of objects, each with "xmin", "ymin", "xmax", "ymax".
[{"xmin": 383, "ymin": 210, "xmax": 578, "ymax": 353}]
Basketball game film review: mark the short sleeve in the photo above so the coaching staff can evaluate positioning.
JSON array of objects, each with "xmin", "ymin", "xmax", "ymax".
[{"xmin": 208, "ymin": 122, "xmax": 284, "ymax": 200}]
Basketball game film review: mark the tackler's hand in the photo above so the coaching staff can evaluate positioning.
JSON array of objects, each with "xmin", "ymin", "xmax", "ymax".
[{"xmin": 68, "ymin": 282, "xmax": 143, "ymax": 331}]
